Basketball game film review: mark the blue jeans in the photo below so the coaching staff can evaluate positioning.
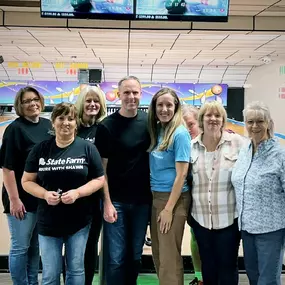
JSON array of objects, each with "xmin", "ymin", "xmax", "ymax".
[
  {"xmin": 104, "ymin": 202, "xmax": 150, "ymax": 285},
  {"xmin": 7, "ymin": 212, "xmax": 39, "ymax": 285},
  {"xmin": 39, "ymin": 224, "xmax": 90, "ymax": 285},
  {"xmin": 242, "ymin": 229, "xmax": 285, "ymax": 285}
]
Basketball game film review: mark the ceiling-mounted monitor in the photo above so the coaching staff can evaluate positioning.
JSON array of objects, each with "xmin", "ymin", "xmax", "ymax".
[
  {"xmin": 135, "ymin": 0, "xmax": 229, "ymax": 22},
  {"xmin": 40, "ymin": 0, "xmax": 134, "ymax": 20}
]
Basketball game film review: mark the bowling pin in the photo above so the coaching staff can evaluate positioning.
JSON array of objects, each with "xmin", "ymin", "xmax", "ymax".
[
  {"xmin": 200, "ymin": 90, "xmax": 207, "ymax": 104},
  {"xmin": 215, "ymin": 95, "xmax": 222, "ymax": 104},
  {"xmin": 69, "ymin": 89, "xmax": 75, "ymax": 103}
]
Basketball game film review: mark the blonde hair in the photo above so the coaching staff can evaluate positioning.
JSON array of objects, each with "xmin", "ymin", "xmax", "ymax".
[
  {"xmin": 148, "ymin": 88, "xmax": 184, "ymax": 152},
  {"xmin": 75, "ymin": 86, "xmax": 107, "ymax": 126},
  {"xmin": 243, "ymin": 101, "xmax": 274, "ymax": 138},
  {"xmin": 14, "ymin": 86, "xmax": 45, "ymax": 117},
  {"xmin": 198, "ymin": 101, "xmax": 227, "ymax": 132}
]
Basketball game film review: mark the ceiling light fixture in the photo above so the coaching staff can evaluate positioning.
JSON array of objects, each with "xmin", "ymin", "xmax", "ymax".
[{"xmin": 261, "ymin": 56, "xmax": 272, "ymax": 64}]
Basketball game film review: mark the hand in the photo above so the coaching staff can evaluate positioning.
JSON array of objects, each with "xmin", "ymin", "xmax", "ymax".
[
  {"xmin": 10, "ymin": 198, "xmax": 26, "ymax": 220},
  {"xmin": 61, "ymin": 190, "xmax": 79, "ymax": 204},
  {"xmin": 157, "ymin": 209, "xmax": 173, "ymax": 234},
  {"xmin": 44, "ymin": 191, "xmax": 61, "ymax": 206},
  {"xmin": 103, "ymin": 202, "xmax": 117, "ymax": 223}
]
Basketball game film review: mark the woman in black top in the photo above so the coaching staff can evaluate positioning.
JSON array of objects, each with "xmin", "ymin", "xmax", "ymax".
[
  {"xmin": 0, "ymin": 86, "xmax": 52, "ymax": 285},
  {"xmin": 74, "ymin": 85, "xmax": 107, "ymax": 285},
  {"xmin": 22, "ymin": 103, "xmax": 105, "ymax": 285}
]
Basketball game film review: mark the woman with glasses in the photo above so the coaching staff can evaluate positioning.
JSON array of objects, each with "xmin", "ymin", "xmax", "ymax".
[
  {"xmin": 232, "ymin": 102, "xmax": 285, "ymax": 285},
  {"xmin": 0, "ymin": 86, "xmax": 52, "ymax": 285}
]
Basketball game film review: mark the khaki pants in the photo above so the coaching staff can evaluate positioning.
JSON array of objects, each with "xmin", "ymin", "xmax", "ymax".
[{"xmin": 151, "ymin": 191, "xmax": 190, "ymax": 285}]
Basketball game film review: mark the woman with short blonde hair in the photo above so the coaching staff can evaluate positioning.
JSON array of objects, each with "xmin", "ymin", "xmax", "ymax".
[
  {"xmin": 190, "ymin": 101, "xmax": 244, "ymax": 285},
  {"xmin": 197, "ymin": 100, "xmax": 227, "ymax": 131}
]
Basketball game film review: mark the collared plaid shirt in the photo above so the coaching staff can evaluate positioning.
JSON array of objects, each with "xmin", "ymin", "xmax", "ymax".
[{"xmin": 191, "ymin": 131, "xmax": 245, "ymax": 230}]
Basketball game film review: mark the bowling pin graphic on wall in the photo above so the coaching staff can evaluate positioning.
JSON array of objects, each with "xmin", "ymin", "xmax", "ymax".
[
  {"xmin": 200, "ymin": 90, "xmax": 207, "ymax": 104},
  {"xmin": 69, "ymin": 88, "xmax": 75, "ymax": 103}
]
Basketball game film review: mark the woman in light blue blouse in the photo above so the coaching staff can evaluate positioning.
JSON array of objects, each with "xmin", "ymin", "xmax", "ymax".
[
  {"xmin": 148, "ymin": 88, "xmax": 191, "ymax": 285},
  {"xmin": 232, "ymin": 101, "xmax": 285, "ymax": 285}
]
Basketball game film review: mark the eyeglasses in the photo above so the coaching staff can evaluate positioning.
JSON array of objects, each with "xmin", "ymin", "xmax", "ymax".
[
  {"xmin": 21, "ymin": 97, "xmax": 40, "ymax": 105},
  {"xmin": 246, "ymin": 120, "xmax": 265, "ymax": 125}
]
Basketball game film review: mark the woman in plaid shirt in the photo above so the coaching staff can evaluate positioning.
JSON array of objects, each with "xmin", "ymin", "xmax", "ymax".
[{"xmin": 189, "ymin": 101, "xmax": 244, "ymax": 285}]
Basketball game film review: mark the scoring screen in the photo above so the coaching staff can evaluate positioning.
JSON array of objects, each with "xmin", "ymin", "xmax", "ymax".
[
  {"xmin": 135, "ymin": 0, "xmax": 229, "ymax": 21},
  {"xmin": 41, "ymin": 0, "xmax": 134, "ymax": 19}
]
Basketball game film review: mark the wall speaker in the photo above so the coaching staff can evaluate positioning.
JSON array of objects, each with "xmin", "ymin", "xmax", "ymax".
[
  {"xmin": 0, "ymin": 56, "xmax": 3, "ymax": 64},
  {"xmin": 89, "ymin": 69, "xmax": 102, "ymax": 84}
]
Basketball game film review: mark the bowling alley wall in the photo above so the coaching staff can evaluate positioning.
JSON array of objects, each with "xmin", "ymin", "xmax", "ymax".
[
  {"xmin": 0, "ymin": 81, "xmax": 228, "ymax": 107},
  {"xmin": 245, "ymin": 61, "xmax": 285, "ymax": 137}
]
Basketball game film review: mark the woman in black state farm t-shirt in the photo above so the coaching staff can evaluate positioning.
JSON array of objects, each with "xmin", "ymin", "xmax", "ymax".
[
  {"xmin": 0, "ymin": 86, "xmax": 52, "ymax": 285},
  {"xmin": 22, "ymin": 103, "xmax": 105, "ymax": 285}
]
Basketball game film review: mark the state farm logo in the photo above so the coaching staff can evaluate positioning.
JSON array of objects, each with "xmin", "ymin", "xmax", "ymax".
[
  {"xmin": 39, "ymin": 158, "xmax": 46, "ymax": 166},
  {"xmin": 38, "ymin": 157, "xmax": 85, "ymax": 166}
]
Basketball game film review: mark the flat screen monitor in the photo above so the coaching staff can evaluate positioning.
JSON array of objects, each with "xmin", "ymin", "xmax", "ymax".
[
  {"xmin": 40, "ymin": 0, "xmax": 134, "ymax": 20},
  {"xmin": 135, "ymin": 0, "xmax": 229, "ymax": 22}
]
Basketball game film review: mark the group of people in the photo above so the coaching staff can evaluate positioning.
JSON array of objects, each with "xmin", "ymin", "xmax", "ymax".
[
  {"xmin": 0, "ymin": 85, "xmax": 106, "ymax": 285},
  {"xmin": 0, "ymin": 75, "xmax": 285, "ymax": 285}
]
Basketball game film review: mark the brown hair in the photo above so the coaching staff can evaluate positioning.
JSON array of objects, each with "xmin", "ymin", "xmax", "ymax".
[
  {"xmin": 14, "ymin": 86, "xmax": 45, "ymax": 117},
  {"xmin": 148, "ymin": 87, "xmax": 184, "ymax": 151},
  {"xmin": 51, "ymin": 103, "xmax": 79, "ymax": 128}
]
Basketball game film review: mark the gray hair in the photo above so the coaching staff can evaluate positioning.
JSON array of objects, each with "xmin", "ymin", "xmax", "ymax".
[
  {"xmin": 243, "ymin": 101, "xmax": 274, "ymax": 138},
  {"xmin": 182, "ymin": 104, "xmax": 198, "ymax": 121},
  {"xmin": 118, "ymin": 76, "xmax": 141, "ymax": 88}
]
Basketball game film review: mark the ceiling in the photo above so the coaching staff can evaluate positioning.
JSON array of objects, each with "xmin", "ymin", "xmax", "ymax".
[{"xmin": 0, "ymin": 0, "xmax": 285, "ymax": 87}]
